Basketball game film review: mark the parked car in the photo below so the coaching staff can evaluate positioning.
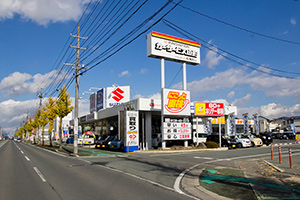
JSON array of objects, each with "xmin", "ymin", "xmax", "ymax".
[
  {"xmin": 193, "ymin": 132, "xmax": 208, "ymax": 144},
  {"xmin": 109, "ymin": 139, "xmax": 124, "ymax": 151},
  {"xmin": 231, "ymin": 135, "xmax": 251, "ymax": 148},
  {"xmin": 66, "ymin": 137, "xmax": 73, "ymax": 144},
  {"xmin": 227, "ymin": 138, "xmax": 238, "ymax": 149},
  {"xmin": 270, "ymin": 132, "xmax": 281, "ymax": 139},
  {"xmin": 259, "ymin": 133, "xmax": 273, "ymax": 145},
  {"xmin": 247, "ymin": 134, "xmax": 263, "ymax": 147},
  {"xmin": 78, "ymin": 136, "xmax": 83, "ymax": 145},
  {"xmin": 280, "ymin": 132, "xmax": 295, "ymax": 140},
  {"xmin": 206, "ymin": 134, "xmax": 229, "ymax": 147},
  {"xmin": 95, "ymin": 135, "xmax": 117, "ymax": 149},
  {"xmin": 82, "ymin": 134, "xmax": 95, "ymax": 145},
  {"xmin": 17, "ymin": 137, "xmax": 22, "ymax": 142}
]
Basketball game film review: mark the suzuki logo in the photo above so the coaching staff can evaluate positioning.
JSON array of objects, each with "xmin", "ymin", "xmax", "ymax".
[{"xmin": 112, "ymin": 88, "xmax": 124, "ymax": 102}]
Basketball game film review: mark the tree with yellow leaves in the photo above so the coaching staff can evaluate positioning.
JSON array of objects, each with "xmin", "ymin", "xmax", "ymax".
[
  {"xmin": 40, "ymin": 107, "xmax": 48, "ymax": 145},
  {"xmin": 45, "ymin": 96, "xmax": 57, "ymax": 147},
  {"xmin": 54, "ymin": 85, "xmax": 74, "ymax": 149}
]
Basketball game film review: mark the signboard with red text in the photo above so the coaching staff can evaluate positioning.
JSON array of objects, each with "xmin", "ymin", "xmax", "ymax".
[
  {"xmin": 162, "ymin": 88, "xmax": 191, "ymax": 116},
  {"xmin": 194, "ymin": 102, "xmax": 224, "ymax": 116}
]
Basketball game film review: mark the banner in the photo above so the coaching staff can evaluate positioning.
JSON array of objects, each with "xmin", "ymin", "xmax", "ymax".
[{"xmin": 125, "ymin": 111, "xmax": 139, "ymax": 151}]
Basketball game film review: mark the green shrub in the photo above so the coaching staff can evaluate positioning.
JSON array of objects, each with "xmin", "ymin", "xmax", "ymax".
[{"xmin": 205, "ymin": 141, "xmax": 219, "ymax": 148}]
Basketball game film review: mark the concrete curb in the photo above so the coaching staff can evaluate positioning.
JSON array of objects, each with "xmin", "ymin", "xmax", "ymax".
[
  {"xmin": 134, "ymin": 147, "xmax": 228, "ymax": 154},
  {"xmin": 264, "ymin": 160, "xmax": 284, "ymax": 172},
  {"xmin": 181, "ymin": 166, "xmax": 231, "ymax": 200}
]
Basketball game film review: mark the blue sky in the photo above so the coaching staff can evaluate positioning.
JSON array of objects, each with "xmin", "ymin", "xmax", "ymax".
[{"xmin": 0, "ymin": 0, "xmax": 300, "ymax": 133}]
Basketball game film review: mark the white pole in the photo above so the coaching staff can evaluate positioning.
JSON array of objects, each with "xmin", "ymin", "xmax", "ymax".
[
  {"xmin": 219, "ymin": 117, "xmax": 222, "ymax": 148},
  {"xmin": 182, "ymin": 62, "xmax": 187, "ymax": 90},
  {"xmin": 161, "ymin": 58, "xmax": 166, "ymax": 149},
  {"xmin": 196, "ymin": 117, "xmax": 199, "ymax": 146},
  {"xmin": 183, "ymin": 62, "xmax": 188, "ymax": 147}
]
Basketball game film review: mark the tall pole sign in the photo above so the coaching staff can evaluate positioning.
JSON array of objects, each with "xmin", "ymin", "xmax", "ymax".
[{"xmin": 147, "ymin": 31, "xmax": 200, "ymax": 149}]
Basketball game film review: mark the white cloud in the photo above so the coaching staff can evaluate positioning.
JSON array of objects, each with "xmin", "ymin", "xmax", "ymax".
[
  {"xmin": 232, "ymin": 94, "xmax": 251, "ymax": 106},
  {"xmin": 227, "ymin": 91, "xmax": 235, "ymax": 99},
  {"xmin": 118, "ymin": 70, "xmax": 129, "ymax": 77},
  {"xmin": 203, "ymin": 46, "xmax": 226, "ymax": 69},
  {"xmin": 0, "ymin": 99, "xmax": 39, "ymax": 133},
  {"xmin": 140, "ymin": 68, "xmax": 148, "ymax": 74},
  {"xmin": 182, "ymin": 67, "xmax": 300, "ymax": 99},
  {"xmin": 0, "ymin": 70, "xmax": 69, "ymax": 97},
  {"xmin": 290, "ymin": 18, "xmax": 297, "ymax": 25},
  {"xmin": 238, "ymin": 103, "xmax": 300, "ymax": 119},
  {"xmin": 0, "ymin": 0, "xmax": 91, "ymax": 25}
]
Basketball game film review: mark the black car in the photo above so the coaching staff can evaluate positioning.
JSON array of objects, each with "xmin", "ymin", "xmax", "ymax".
[
  {"xmin": 270, "ymin": 132, "xmax": 281, "ymax": 139},
  {"xmin": 227, "ymin": 138, "xmax": 238, "ymax": 149},
  {"xmin": 95, "ymin": 135, "xmax": 117, "ymax": 149},
  {"xmin": 280, "ymin": 132, "xmax": 295, "ymax": 140},
  {"xmin": 206, "ymin": 135, "xmax": 229, "ymax": 147},
  {"xmin": 259, "ymin": 133, "xmax": 273, "ymax": 146}
]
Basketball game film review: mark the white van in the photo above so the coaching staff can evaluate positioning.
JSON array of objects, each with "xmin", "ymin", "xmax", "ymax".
[{"xmin": 193, "ymin": 132, "xmax": 208, "ymax": 144}]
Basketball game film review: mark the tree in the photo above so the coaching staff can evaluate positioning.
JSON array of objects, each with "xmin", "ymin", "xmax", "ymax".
[
  {"xmin": 24, "ymin": 121, "xmax": 34, "ymax": 140},
  {"xmin": 40, "ymin": 107, "xmax": 48, "ymax": 145},
  {"xmin": 32, "ymin": 110, "xmax": 41, "ymax": 144},
  {"xmin": 45, "ymin": 96, "xmax": 57, "ymax": 147},
  {"xmin": 54, "ymin": 85, "xmax": 74, "ymax": 149}
]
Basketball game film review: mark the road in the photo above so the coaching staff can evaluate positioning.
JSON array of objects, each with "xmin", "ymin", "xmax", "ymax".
[
  {"xmin": 1, "ymin": 139, "xmax": 299, "ymax": 200},
  {"xmin": 0, "ymin": 140, "xmax": 192, "ymax": 200}
]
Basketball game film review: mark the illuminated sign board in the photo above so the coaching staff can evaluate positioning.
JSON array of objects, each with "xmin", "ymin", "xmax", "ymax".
[
  {"xmin": 147, "ymin": 31, "xmax": 200, "ymax": 65},
  {"xmin": 106, "ymin": 86, "xmax": 130, "ymax": 108},
  {"xmin": 194, "ymin": 102, "xmax": 224, "ymax": 116}
]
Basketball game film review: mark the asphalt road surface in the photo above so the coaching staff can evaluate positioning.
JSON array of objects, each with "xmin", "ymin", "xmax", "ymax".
[{"xmin": 0, "ymin": 140, "xmax": 193, "ymax": 200}]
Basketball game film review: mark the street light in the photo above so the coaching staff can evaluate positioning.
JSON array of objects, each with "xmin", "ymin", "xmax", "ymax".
[
  {"xmin": 82, "ymin": 91, "xmax": 94, "ymax": 95},
  {"xmin": 88, "ymin": 87, "xmax": 101, "ymax": 91}
]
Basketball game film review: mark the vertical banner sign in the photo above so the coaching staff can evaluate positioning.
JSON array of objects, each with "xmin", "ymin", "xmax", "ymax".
[
  {"xmin": 203, "ymin": 118, "xmax": 212, "ymax": 135},
  {"xmin": 89, "ymin": 93, "xmax": 96, "ymax": 113},
  {"xmin": 125, "ymin": 111, "xmax": 139, "ymax": 152},
  {"xmin": 253, "ymin": 114, "xmax": 259, "ymax": 135},
  {"xmin": 229, "ymin": 114, "xmax": 236, "ymax": 135},
  {"xmin": 243, "ymin": 113, "xmax": 249, "ymax": 135},
  {"xmin": 96, "ymin": 89, "xmax": 104, "ymax": 111}
]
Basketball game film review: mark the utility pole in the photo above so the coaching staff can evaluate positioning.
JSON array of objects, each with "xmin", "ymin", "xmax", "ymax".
[
  {"xmin": 70, "ymin": 24, "xmax": 87, "ymax": 156},
  {"xmin": 38, "ymin": 88, "xmax": 44, "ymax": 145}
]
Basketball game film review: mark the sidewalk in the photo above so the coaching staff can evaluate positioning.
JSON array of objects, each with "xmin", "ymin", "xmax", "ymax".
[{"xmin": 182, "ymin": 156, "xmax": 300, "ymax": 200}]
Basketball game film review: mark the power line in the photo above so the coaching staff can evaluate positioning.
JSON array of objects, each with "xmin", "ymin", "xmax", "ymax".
[
  {"xmin": 174, "ymin": 2, "xmax": 300, "ymax": 46},
  {"xmin": 82, "ymin": 0, "xmax": 181, "ymax": 74},
  {"xmin": 163, "ymin": 19, "xmax": 300, "ymax": 79}
]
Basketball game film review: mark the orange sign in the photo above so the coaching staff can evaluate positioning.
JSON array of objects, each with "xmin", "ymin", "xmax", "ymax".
[{"xmin": 162, "ymin": 89, "xmax": 190, "ymax": 116}]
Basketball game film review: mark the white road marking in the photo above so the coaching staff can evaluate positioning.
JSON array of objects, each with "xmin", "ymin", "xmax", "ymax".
[
  {"xmin": 20, "ymin": 151, "xmax": 24, "ymax": 154},
  {"xmin": 194, "ymin": 156, "xmax": 213, "ymax": 160},
  {"xmin": 25, "ymin": 156, "xmax": 30, "ymax": 161},
  {"xmin": 33, "ymin": 167, "xmax": 46, "ymax": 182}
]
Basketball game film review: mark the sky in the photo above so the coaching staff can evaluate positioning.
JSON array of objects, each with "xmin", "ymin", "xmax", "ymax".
[{"xmin": 1, "ymin": 0, "xmax": 300, "ymax": 134}]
